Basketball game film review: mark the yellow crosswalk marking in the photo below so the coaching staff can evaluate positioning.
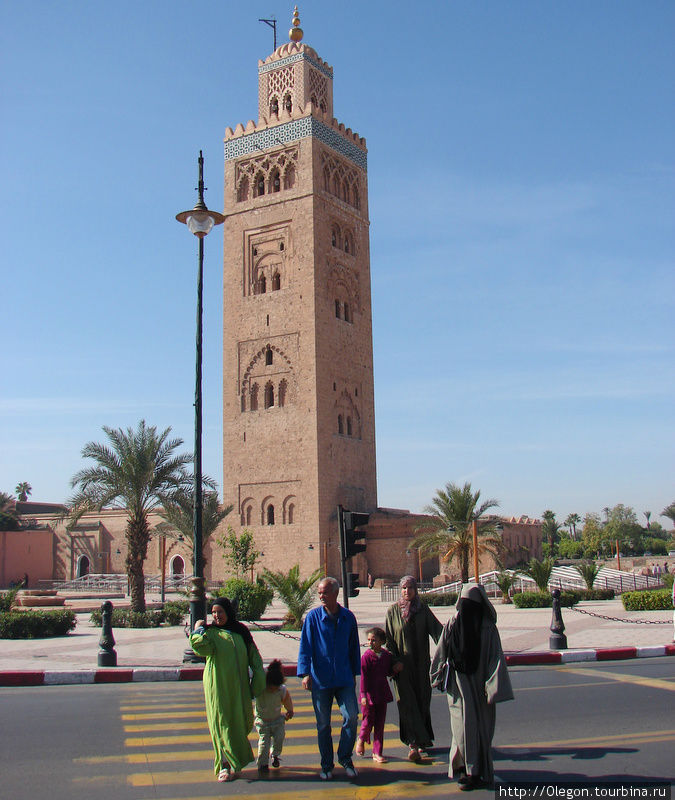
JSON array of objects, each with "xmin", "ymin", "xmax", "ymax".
[
  {"xmin": 500, "ymin": 729, "xmax": 675, "ymax": 749},
  {"xmin": 557, "ymin": 666, "xmax": 675, "ymax": 691},
  {"xmin": 124, "ymin": 722, "xmax": 399, "ymax": 737}
]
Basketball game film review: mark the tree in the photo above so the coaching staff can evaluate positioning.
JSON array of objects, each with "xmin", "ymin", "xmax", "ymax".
[
  {"xmin": 156, "ymin": 489, "xmax": 232, "ymax": 570},
  {"xmin": 643, "ymin": 511, "xmax": 651, "ymax": 529},
  {"xmin": 574, "ymin": 560, "xmax": 599, "ymax": 590},
  {"xmin": 605, "ymin": 505, "xmax": 642, "ymax": 555},
  {"xmin": 66, "ymin": 420, "xmax": 193, "ymax": 612},
  {"xmin": 15, "ymin": 482, "xmax": 32, "ymax": 503},
  {"xmin": 0, "ymin": 492, "xmax": 22, "ymax": 531},
  {"xmin": 521, "ymin": 557, "xmax": 554, "ymax": 592},
  {"xmin": 661, "ymin": 502, "xmax": 675, "ymax": 530},
  {"xmin": 541, "ymin": 510, "xmax": 562, "ymax": 555},
  {"xmin": 412, "ymin": 482, "xmax": 501, "ymax": 582},
  {"xmin": 262, "ymin": 564, "xmax": 323, "ymax": 629},
  {"xmin": 217, "ymin": 526, "xmax": 261, "ymax": 580},
  {"xmin": 564, "ymin": 513, "xmax": 581, "ymax": 540},
  {"xmin": 495, "ymin": 570, "xmax": 516, "ymax": 603},
  {"xmin": 581, "ymin": 512, "xmax": 611, "ymax": 558}
]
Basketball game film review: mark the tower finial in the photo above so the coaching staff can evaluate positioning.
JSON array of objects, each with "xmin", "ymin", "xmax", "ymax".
[{"xmin": 289, "ymin": 5, "xmax": 303, "ymax": 42}]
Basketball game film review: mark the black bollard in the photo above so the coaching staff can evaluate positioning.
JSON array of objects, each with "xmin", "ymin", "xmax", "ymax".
[
  {"xmin": 549, "ymin": 588, "xmax": 568, "ymax": 650},
  {"xmin": 98, "ymin": 600, "xmax": 118, "ymax": 667}
]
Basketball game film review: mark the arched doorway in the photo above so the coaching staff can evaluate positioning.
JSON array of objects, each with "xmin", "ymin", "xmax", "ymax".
[
  {"xmin": 170, "ymin": 555, "xmax": 185, "ymax": 582},
  {"xmin": 76, "ymin": 554, "xmax": 90, "ymax": 578}
]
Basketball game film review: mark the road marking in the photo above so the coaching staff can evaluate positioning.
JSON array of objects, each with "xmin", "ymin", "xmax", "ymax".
[
  {"xmin": 556, "ymin": 666, "xmax": 675, "ymax": 691},
  {"xmin": 499, "ymin": 729, "xmax": 675, "ymax": 748},
  {"xmin": 124, "ymin": 722, "xmax": 399, "ymax": 736},
  {"xmin": 515, "ymin": 680, "xmax": 617, "ymax": 691}
]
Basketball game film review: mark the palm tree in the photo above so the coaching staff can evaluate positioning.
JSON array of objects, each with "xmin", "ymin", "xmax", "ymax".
[
  {"xmin": 412, "ymin": 482, "xmax": 501, "ymax": 582},
  {"xmin": 541, "ymin": 510, "xmax": 562, "ymax": 554},
  {"xmin": 495, "ymin": 570, "xmax": 516, "ymax": 603},
  {"xmin": 564, "ymin": 513, "xmax": 581, "ymax": 540},
  {"xmin": 156, "ymin": 489, "xmax": 232, "ymax": 570},
  {"xmin": 660, "ymin": 503, "xmax": 675, "ymax": 529},
  {"xmin": 0, "ymin": 492, "xmax": 21, "ymax": 531},
  {"xmin": 521, "ymin": 557, "xmax": 554, "ymax": 592},
  {"xmin": 643, "ymin": 511, "xmax": 651, "ymax": 530},
  {"xmin": 15, "ymin": 482, "xmax": 32, "ymax": 503},
  {"xmin": 67, "ymin": 420, "xmax": 193, "ymax": 612},
  {"xmin": 573, "ymin": 560, "xmax": 599, "ymax": 590},
  {"xmin": 262, "ymin": 564, "xmax": 324, "ymax": 629}
]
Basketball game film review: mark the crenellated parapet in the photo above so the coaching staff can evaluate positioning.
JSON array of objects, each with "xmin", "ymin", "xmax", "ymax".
[{"xmin": 258, "ymin": 41, "xmax": 333, "ymax": 79}]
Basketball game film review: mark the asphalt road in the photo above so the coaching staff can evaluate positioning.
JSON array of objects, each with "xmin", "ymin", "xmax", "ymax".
[{"xmin": 1, "ymin": 658, "xmax": 672, "ymax": 800}]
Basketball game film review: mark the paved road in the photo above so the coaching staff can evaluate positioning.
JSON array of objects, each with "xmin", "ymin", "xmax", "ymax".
[{"xmin": 1, "ymin": 658, "xmax": 672, "ymax": 799}]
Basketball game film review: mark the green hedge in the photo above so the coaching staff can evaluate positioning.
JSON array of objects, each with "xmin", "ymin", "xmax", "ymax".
[
  {"xmin": 0, "ymin": 609, "xmax": 77, "ymax": 639},
  {"xmin": 215, "ymin": 579, "xmax": 273, "ymax": 621},
  {"xmin": 513, "ymin": 589, "xmax": 615, "ymax": 608},
  {"xmin": 621, "ymin": 590, "xmax": 672, "ymax": 611},
  {"xmin": 90, "ymin": 600, "xmax": 189, "ymax": 628},
  {"xmin": 0, "ymin": 588, "xmax": 20, "ymax": 612},
  {"xmin": 422, "ymin": 592, "xmax": 458, "ymax": 606}
]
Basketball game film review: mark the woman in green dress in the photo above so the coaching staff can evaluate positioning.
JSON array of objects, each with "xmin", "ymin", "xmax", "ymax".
[
  {"xmin": 191, "ymin": 597, "xmax": 265, "ymax": 782},
  {"xmin": 385, "ymin": 575, "xmax": 443, "ymax": 762}
]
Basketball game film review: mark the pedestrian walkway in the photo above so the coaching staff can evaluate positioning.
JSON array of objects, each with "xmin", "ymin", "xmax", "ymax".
[{"xmin": 0, "ymin": 589, "xmax": 673, "ymax": 684}]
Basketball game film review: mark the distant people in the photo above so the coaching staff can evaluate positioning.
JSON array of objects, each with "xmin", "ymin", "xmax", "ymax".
[
  {"xmin": 431, "ymin": 583, "xmax": 514, "ymax": 791},
  {"xmin": 297, "ymin": 576, "xmax": 361, "ymax": 780},
  {"xmin": 254, "ymin": 659, "xmax": 294, "ymax": 776},
  {"xmin": 191, "ymin": 597, "xmax": 265, "ymax": 782},
  {"xmin": 356, "ymin": 626, "xmax": 394, "ymax": 763},
  {"xmin": 22, "ymin": 573, "xmax": 29, "ymax": 588},
  {"xmin": 385, "ymin": 575, "xmax": 443, "ymax": 762},
  {"xmin": 367, "ymin": 572, "xmax": 374, "ymax": 589}
]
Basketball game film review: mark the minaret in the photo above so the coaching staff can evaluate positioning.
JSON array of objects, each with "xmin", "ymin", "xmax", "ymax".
[{"xmin": 220, "ymin": 8, "xmax": 376, "ymax": 580}]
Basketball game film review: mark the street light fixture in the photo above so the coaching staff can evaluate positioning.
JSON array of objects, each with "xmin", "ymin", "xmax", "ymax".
[{"xmin": 176, "ymin": 151, "xmax": 224, "ymax": 656}]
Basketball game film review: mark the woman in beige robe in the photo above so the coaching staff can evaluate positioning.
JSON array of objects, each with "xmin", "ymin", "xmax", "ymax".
[{"xmin": 430, "ymin": 583, "xmax": 513, "ymax": 790}]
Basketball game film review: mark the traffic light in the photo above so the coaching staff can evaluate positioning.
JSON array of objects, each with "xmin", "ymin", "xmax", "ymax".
[
  {"xmin": 347, "ymin": 572, "xmax": 360, "ymax": 597},
  {"xmin": 342, "ymin": 510, "xmax": 369, "ymax": 558}
]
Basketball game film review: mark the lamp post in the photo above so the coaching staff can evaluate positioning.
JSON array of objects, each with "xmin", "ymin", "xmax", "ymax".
[{"xmin": 176, "ymin": 151, "xmax": 224, "ymax": 650}]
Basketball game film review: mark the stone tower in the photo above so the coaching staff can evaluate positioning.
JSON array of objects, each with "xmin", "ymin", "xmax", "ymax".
[{"xmin": 220, "ymin": 9, "xmax": 376, "ymax": 580}]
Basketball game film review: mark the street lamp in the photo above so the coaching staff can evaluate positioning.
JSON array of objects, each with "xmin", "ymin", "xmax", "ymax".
[{"xmin": 176, "ymin": 151, "xmax": 224, "ymax": 652}]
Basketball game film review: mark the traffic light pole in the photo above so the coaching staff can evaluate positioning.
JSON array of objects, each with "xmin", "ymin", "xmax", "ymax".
[{"xmin": 337, "ymin": 504, "xmax": 350, "ymax": 609}]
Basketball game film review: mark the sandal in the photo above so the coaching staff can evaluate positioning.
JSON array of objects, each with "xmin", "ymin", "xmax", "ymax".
[
  {"xmin": 408, "ymin": 747, "xmax": 421, "ymax": 762},
  {"xmin": 372, "ymin": 754, "xmax": 388, "ymax": 763},
  {"xmin": 217, "ymin": 769, "xmax": 230, "ymax": 782},
  {"xmin": 355, "ymin": 739, "xmax": 365, "ymax": 756}
]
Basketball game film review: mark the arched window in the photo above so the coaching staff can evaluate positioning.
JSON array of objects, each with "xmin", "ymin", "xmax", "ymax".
[
  {"xmin": 266, "ymin": 348, "xmax": 273, "ymax": 366},
  {"xmin": 250, "ymin": 383, "xmax": 259, "ymax": 411},
  {"xmin": 255, "ymin": 173, "xmax": 265, "ymax": 197},
  {"xmin": 338, "ymin": 414, "xmax": 344, "ymax": 435},
  {"xmin": 344, "ymin": 302, "xmax": 351, "ymax": 323},
  {"xmin": 271, "ymin": 169, "xmax": 281, "ymax": 193},
  {"xmin": 288, "ymin": 503, "xmax": 295, "ymax": 524},
  {"xmin": 283, "ymin": 166, "xmax": 295, "ymax": 190},
  {"xmin": 320, "ymin": 100, "xmax": 327, "ymax": 114},
  {"xmin": 267, "ymin": 505, "xmax": 275, "ymax": 525},
  {"xmin": 264, "ymin": 383, "xmax": 274, "ymax": 409},
  {"xmin": 241, "ymin": 392, "xmax": 246, "ymax": 412},
  {"xmin": 347, "ymin": 416, "xmax": 353, "ymax": 436},
  {"xmin": 284, "ymin": 94, "xmax": 292, "ymax": 113},
  {"xmin": 278, "ymin": 379, "xmax": 287, "ymax": 407},
  {"xmin": 258, "ymin": 274, "xmax": 267, "ymax": 294},
  {"xmin": 237, "ymin": 176, "xmax": 249, "ymax": 203},
  {"xmin": 335, "ymin": 299, "xmax": 341, "ymax": 319},
  {"xmin": 344, "ymin": 238, "xmax": 350, "ymax": 254},
  {"xmin": 342, "ymin": 180, "xmax": 350, "ymax": 204},
  {"xmin": 353, "ymin": 185, "xmax": 360, "ymax": 209},
  {"xmin": 331, "ymin": 229, "xmax": 337, "ymax": 247},
  {"xmin": 324, "ymin": 166, "xmax": 331, "ymax": 191},
  {"xmin": 270, "ymin": 96, "xmax": 279, "ymax": 115},
  {"xmin": 246, "ymin": 505, "xmax": 252, "ymax": 526},
  {"xmin": 271, "ymin": 272, "xmax": 281, "ymax": 291},
  {"xmin": 310, "ymin": 94, "xmax": 317, "ymax": 106}
]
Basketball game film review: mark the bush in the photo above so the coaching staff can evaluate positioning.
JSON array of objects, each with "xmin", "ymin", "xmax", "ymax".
[
  {"xmin": 0, "ymin": 609, "xmax": 77, "ymax": 639},
  {"xmin": 0, "ymin": 587, "xmax": 20, "ymax": 612},
  {"xmin": 621, "ymin": 590, "xmax": 672, "ymax": 611},
  {"xmin": 217, "ymin": 578, "xmax": 273, "ymax": 621},
  {"xmin": 422, "ymin": 592, "xmax": 457, "ymax": 606},
  {"xmin": 162, "ymin": 600, "xmax": 189, "ymax": 625},
  {"xmin": 513, "ymin": 591, "xmax": 553, "ymax": 608},
  {"xmin": 90, "ymin": 600, "xmax": 190, "ymax": 628},
  {"xmin": 662, "ymin": 573, "xmax": 674, "ymax": 591}
]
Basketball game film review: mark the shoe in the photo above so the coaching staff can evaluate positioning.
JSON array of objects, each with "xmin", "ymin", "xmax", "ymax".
[
  {"xmin": 408, "ymin": 747, "xmax": 421, "ymax": 762},
  {"xmin": 355, "ymin": 739, "xmax": 365, "ymax": 756},
  {"xmin": 271, "ymin": 755, "xmax": 280, "ymax": 768},
  {"xmin": 459, "ymin": 776, "xmax": 485, "ymax": 791},
  {"xmin": 372, "ymin": 754, "xmax": 387, "ymax": 763},
  {"xmin": 319, "ymin": 769, "xmax": 333, "ymax": 780},
  {"xmin": 341, "ymin": 759, "xmax": 358, "ymax": 778}
]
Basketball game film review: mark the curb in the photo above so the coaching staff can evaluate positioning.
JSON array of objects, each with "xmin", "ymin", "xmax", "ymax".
[{"xmin": 1, "ymin": 645, "xmax": 674, "ymax": 686}]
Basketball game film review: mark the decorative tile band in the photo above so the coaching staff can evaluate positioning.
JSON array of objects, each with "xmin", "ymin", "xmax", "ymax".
[
  {"xmin": 225, "ymin": 117, "xmax": 367, "ymax": 171},
  {"xmin": 259, "ymin": 52, "xmax": 333, "ymax": 79}
]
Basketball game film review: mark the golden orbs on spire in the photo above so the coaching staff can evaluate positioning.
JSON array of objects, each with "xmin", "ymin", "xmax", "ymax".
[{"xmin": 289, "ymin": 5, "xmax": 303, "ymax": 42}]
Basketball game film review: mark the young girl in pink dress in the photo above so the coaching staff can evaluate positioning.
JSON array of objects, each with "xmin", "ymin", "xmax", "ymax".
[{"xmin": 355, "ymin": 626, "xmax": 394, "ymax": 763}]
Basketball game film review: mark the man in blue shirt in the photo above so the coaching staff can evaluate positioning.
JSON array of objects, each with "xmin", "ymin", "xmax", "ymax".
[{"xmin": 297, "ymin": 576, "xmax": 360, "ymax": 780}]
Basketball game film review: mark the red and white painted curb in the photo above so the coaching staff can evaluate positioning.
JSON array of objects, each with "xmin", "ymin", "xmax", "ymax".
[{"xmin": 1, "ymin": 645, "xmax": 673, "ymax": 687}]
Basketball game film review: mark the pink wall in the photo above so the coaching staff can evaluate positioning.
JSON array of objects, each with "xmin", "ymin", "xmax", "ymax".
[{"xmin": 0, "ymin": 529, "xmax": 55, "ymax": 587}]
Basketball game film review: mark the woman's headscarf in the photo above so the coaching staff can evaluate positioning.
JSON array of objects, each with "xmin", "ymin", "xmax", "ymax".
[
  {"xmin": 210, "ymin": 597, "xmax": 254, "ymax": 647},
  {"xmin": 446, "ymin": 583, "xmax": 496, "ymax": 674},
  {"xmin": 398, "ymin": 575, "xmax": 421, "ymax": 622}
]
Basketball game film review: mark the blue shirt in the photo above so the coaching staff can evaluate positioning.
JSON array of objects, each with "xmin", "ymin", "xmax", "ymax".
[{"xmin": 297, "ymin": 604, "xmax": 361, "ymax": 689}]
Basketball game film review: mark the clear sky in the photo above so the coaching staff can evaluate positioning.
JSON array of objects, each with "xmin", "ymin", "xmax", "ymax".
[{"xmin": 1, "ymin": 1, "xmax": 673, "ymax": 527}]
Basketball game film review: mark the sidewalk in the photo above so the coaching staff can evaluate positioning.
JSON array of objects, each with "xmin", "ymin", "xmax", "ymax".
[{"xmin": 1, "ymin": 589, "xmax": 673, "ymax": 685}]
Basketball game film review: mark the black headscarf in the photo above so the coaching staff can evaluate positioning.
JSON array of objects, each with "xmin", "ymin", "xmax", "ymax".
[
  {"xmin": 446, "ymin": 596, "xmax": 484, "ymax": 674},
  {"xmin": 210, "ymin": 597, "xmax": 254, "ymax": 648}
]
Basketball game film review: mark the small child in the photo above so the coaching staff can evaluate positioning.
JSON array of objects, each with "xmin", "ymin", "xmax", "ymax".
[
  {"xmin": 254, "ymin": 659, "xmax": 294, "ymax": 775},
  {"xmin": 356, "ymin": 626, "xmax": 393, "ymax": 763}
]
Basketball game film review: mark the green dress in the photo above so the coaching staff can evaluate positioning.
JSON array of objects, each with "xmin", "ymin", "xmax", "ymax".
[
  {"xmin": 385, "ymin": 602, "xmax": 443, "ymax": 748},
  {"xmin": 190, "ymin": 626, "xmax": 265, "ymax": 775}
]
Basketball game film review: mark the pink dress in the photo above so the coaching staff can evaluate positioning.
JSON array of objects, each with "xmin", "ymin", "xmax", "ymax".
[{"xmin": 359, "ymin": 649, "xmax": 394, "ymax": 756}]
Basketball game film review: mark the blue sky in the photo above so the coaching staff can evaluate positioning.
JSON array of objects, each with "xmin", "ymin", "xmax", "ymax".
[{"xmin": 1, "ymin": 1, "xmax": 673, "ymax": 527}]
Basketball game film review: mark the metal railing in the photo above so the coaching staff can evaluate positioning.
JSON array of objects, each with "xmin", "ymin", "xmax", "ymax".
[{"xmin": 40, "ymin": 573, "xmax": 191, "ymax": 594}]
